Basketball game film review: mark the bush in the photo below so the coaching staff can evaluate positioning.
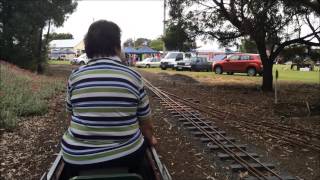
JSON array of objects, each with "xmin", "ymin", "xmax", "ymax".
[{"xmin": 0, "ymin": 63, "xmax": 64, "ymax": 129}]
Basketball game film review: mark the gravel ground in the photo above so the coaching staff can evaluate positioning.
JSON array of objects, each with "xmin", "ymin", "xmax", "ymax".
[
  {"xmin": 0, "ymin": 93, "xmax": 68, "ymax": 180},
  {"xmin": 1, "ymin": 65, "xmax": 319, "ymax": 180},
  {"xmin": 138, "ymin": 69, "xmax": 320, "ymax": 180}
]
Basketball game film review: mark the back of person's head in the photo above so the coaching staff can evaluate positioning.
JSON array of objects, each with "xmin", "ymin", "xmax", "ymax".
[{"xmin": 85, "ymin": 20, "xmax": 121, "ymax": 58}]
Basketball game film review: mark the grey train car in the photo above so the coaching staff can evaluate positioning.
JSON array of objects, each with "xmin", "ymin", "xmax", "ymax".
[{"xmin": 41, "ymin": 147, "xmax": 171, "ymax": 180}]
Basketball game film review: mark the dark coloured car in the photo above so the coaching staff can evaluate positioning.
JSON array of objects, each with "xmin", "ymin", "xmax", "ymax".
[
  {"xmin": 176, "ymin": 58, "xmax": 192, "ymax": 71},
  {"xmin": 190, "ymin": 57, "xmax": 212, "ymax": 71},
  {"xmin": 212, "ymin": 54, "xmax": 263, "ymax": 76}
]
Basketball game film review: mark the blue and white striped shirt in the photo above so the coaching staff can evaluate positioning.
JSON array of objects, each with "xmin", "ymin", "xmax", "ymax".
[{"xmin": 61, "ymin": 56, "xmax": 151, "ymax": 165}]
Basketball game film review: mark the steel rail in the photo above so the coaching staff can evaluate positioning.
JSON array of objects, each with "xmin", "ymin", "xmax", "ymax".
[
  {"xmin": 159, "ymin": 89, "xmax": 320, "ymax": 151},
  {"xmin": 147, "ymin": 85, "xmax": 268, "ymax": 179},
  {"xmin": 162, "ymin": 89, "xmax": 320, "ymax": 139},
  {"xmin": 143, "ymin": 78, "xmax": 284, "ymax": 180}
]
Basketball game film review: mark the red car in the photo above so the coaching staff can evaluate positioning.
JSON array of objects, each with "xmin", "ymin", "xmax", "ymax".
[{"xmin": 212, "ymin": 54, "xmax": 263, "ymax": 76}]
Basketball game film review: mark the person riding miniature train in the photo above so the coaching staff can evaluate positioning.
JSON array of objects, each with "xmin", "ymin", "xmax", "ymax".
[{"xmin": 61, "ymin": 20, "xmax": 157, "ymax": 176}]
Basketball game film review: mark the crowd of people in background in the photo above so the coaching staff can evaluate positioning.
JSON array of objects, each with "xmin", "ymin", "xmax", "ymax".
[{"xmin": 125, "ymin": 53, "xmax": 162, "ymax": 66}]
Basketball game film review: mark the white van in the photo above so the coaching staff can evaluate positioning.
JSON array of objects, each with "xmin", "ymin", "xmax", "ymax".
[{"xmin": 160, "ymin": 52, "xmax": 193, "ymax": 70}]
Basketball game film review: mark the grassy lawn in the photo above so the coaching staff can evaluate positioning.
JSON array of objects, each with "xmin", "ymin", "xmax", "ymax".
[
  {"xmin": 48, "ymin": 60, "xmax": 71, "ymax": 65},
  {"xmin": 0, "ymin": 62, "xmax": 65, "ymax": 129},
  {"xmin": 137, "ymin": 65, "xmax": 320, "ymax": 84},
  {"xmin": 273, "ymin": 64, "xmax": 320, "ymax": 83}
]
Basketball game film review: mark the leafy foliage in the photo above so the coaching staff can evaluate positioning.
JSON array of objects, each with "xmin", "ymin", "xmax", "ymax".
[
  {"xmin": 135, "ymin": 38, "xmax": 151, "ymax": 47},
  {"xmin": 150, "ymin": 38, "xmax": 164, "ymax": 51},
  {"xmin": 281, "ymin": 45, "xmax": 320, "ymax": 63},
  {"xmin": 163, "ymin": 0, "xmax": 196, "ymax": 52},
  {"xmin": 163, "ymin": 22, "xmax": 196, "ymax": 51},
  {"xmin": 123, "ymin": 38, "xmax": 152, "ymax": 48},
  {"xmin": 239, "ymin": 39, "xmax": 258, "ymax": 53},
  {"xmin": 45, "ymin": 32, "xmax": 73, "ymax": 42},
  {"xmin": 0, "ymin": 0, "xmax": 77, "ymax": 71},
  {"xmin": 123, "ymin": 38, "xmax": 134, "ymax": 47}
]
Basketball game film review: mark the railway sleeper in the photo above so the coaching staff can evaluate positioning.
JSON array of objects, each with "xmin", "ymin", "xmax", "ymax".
[
  {"xmin": 170, "ymin": 111, "xmax": 201, "ymax": 116},
  {"xmin": 167, "ymin": 108, "xmax": 194, "ymax": 112},
  {"xmin": 199, "ymin": 137, "xmax": 235, "ymax": 143},
  {"xmin": 217, "ymin": 152, "xmax": 259, "ymax": 160},
  {"xmin": 191, "ymin": 130, "xmax": 226, "ymax": 137},
  {"xmin": 230, "ymin": 163, "xmax": 275, "ymax": 172},
  {"xmin": 171, "ymin": 113, "xmax": 202, "ymax": 118},
  {"xmin": 178, "ymin": 117, "xmax": 207, "ymax": 122},
  {"xmin": 208, "ymin": 144, "xmax": 247, "ymax": 151},
  {"xmin": 185, "ymin": 126, "xmax": 217, "ymax": 131},
  {"xmin": 244, "ymin": 175, "xmax": 296, "ymax": 180},
  {"xmin": 182, "ymin": 121, "xmax": 214, "ymax": 127}
]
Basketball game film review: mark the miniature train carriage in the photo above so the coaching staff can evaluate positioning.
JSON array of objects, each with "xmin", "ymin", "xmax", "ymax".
[{"xmin": 41, "ymin": 147, "xmax": 171, "ymax": 180}]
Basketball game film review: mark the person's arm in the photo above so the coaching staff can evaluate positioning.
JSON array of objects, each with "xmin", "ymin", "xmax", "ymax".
[
  {"xmin": 65, "ymin": 79, "xmax": 73, "ymax": 125},
  {"xmin": 137, "ymin": 85, "xmax": 157, "ymax": 146},
  {"xmin": 139, "ymin": 117, "xmax": 157, "ymax": 146}
]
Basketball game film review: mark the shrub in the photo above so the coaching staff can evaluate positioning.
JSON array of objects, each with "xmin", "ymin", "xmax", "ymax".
[{"xmin": 0, "ymin": 63, "xmax": 64, "ymax": 129}]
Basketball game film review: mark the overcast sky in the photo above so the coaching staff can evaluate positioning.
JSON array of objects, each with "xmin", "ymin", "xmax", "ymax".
[{"xmin": 53, "ymin": 0, "xmax": 221, "ymax": 50}]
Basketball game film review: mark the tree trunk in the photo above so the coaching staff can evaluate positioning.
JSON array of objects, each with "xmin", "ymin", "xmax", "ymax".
[
  {"xmin": 255, "ymin": 38, "xmax": 274, "ymax": 92},
  {"xmin": 36, "ymin": 27, "xmax": 44, "ymax": 74},
  {"xmin": 262, "ymin": 59, "xmax": 273, "ymax": 91}
]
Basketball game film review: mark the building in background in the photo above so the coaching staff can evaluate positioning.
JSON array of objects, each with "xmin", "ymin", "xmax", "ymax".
[{"xmin": 49, "ymin": 39, "xmax": 84, "ymax": 60}]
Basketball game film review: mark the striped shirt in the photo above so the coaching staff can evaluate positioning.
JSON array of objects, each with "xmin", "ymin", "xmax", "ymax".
[{"xmin": 61, "ymin": 56, "xmax": 151, "ymax": 165}]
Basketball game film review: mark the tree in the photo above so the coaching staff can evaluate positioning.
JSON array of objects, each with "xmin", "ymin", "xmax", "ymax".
[
  {"xmin": 123, "ymin": 38, "xmax": 134, "ymax": 47},
  {"xmin": 163, "ymin": 22, "xmax": 196, "ymax": 51},
  {"xmin": 0, "ymin": 0, "xmax": 77, "ymax": 72},
  {"xmin": 123, "ymin": 38, "xmax": 151, "ymax": 48},
  {"xmin": 239, "ymin": 38, "xmax": 258, "ymax": 53},
  {"xmin": 46, "ymin": 32, "xmax": 73, "ymax": 41},
  {"xmin": 134, "ymin": 38, "xmax": 151, "ymax": 48},
  {"xmin": 150, "ymin": 38, "xmax": 164, "ymax": 51},
  {"xmin": 169, "ymin": 0, "xmax": 320, "ymax": 91},
  {"xmin": 281, "ymin": 45, "xmax": 307, "ymax": 63},
  {"xmin": 163, "ymin": 0, "xmax": 196, "ymax": 52}
]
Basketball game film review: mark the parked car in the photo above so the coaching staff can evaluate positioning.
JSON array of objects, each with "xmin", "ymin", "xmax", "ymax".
[
  {"xmin": 70, "ymin": 53, "xmax": 89, "ymax": 65},
  {"xmin": 176, "ymin": 58, "xmax": 192, "ymax": 71},
  {"xmin": 160, "ymin": 52, "xmax": 193, "ymax": 70},
  {"xmin": 212, "ymin": 54, "xmax": 263, "ymax": 76},
  {"xmin": 135, "ymin": 57, "xmax": 160, "ymax": 68},
  {"xmin": 190, "ymin": 57, "xmax": 212, "ymax": 71},
  {"xmin": 212, "ymin": 54, "xmax": 227, "ymax": 63}
]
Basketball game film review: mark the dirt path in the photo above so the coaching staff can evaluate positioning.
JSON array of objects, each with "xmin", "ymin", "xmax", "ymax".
[
  {"xmin": 1, "ymin": 64, "xmax": 318, "ymax": 179},
  {"xmin": 138, "ymin": 69, "xmax": 320, "ymax": 180},
  {"xmin": 0, "ymin": 93, "xmax": 68, "ymax": 179},
  {"xmin": 1, "ymin": 64, "xmax": 223, "ymax": 180}
]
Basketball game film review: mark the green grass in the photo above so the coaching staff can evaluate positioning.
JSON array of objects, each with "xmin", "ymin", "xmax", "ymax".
[
  {"xmin": 0, "ymin": 65, "xmax": 65, "ymax": 129},
  {"xmin": 273, "ymin": 65, "xmax": 320, "ymax": 83},
  {"xmin": 138, "ymin": 65, "xmax": 320, "ymax": 84},
  {"xmin": 48, "ymin": 60, "xmax": 71, "ymax": 65}
]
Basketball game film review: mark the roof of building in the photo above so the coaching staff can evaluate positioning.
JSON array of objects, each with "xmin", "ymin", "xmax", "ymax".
[{"xmin": 49, "ymin": 39, "xmax": 81, "ymax": 48}]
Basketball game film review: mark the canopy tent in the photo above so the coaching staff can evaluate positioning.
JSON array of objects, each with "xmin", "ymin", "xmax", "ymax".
[
  {"xmin": 123, "ymin": 47, "xmax": 137, "ymax": 54},
  {"xmin": 136, "ymin": 46, "xmax": 159, "ymax": 54}
]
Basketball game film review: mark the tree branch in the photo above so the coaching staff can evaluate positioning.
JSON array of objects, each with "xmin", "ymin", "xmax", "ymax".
[
  {"xmin": 305, "ymin": 14, "xmax": 320, "ymax": 43},
  {"xmin": 270, "ymin": 31, "xmax": 320, "ymax": 60}
]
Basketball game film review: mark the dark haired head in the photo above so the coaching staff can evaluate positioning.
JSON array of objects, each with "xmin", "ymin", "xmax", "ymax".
[{"xmin": 84, "ymin": 20, "xmax": 121, "ymax": 58}]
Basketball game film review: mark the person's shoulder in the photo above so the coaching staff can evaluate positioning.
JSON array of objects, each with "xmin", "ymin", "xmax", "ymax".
[
  {"xmin": 68, "ymin": 65, "xmax": 85, "ymax": 80},
  {"xmin": 122, "ymin": 66, "xmax": 145, "ymax": 85},
  {"xmin": 119, "ymin": 64, "xmax": 142, "ymax": 79}
]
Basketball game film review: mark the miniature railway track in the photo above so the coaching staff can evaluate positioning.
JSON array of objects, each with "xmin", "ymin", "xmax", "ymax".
[
  {"xmin": 158, "ymin": 88, "xmax": 320, "ymax": 152},
  {"xmin": 143, "ymin": 78, "xmax": 295, "ymax": 180}
]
